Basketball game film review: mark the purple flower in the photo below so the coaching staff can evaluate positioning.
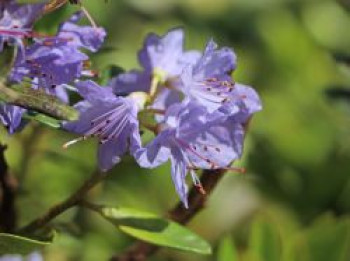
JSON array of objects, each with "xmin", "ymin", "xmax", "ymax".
[
  {"xmin": 111, "ymin": 28, "xmax": 200, "ymax": 97},
  {"xmin": 9, "ymin": 12, "xmax": 106, "ymax": 101},
  {"xmin": 63, "ymin": 80, "xmax": 143, "ymax": 171},
  {"xmin": 135, "ymin": 101, "xmax": 245, "ymax": 207},
  {"xmin": 178, "ymin": 40, "xmax": 261, "ymax": 116},
  {"xmin": 0, "ymin": 1, "xmax": 44, "ymax": 52},
  {"xmin": 0, "ymin": 104, "xmax": 26, "ymax": 134},
  {"xmin": 57, "ymin": 11, "xmax": 106, "ymax": 52},
  {"xmin": 138, "ymin": 28, "xmax": 201, "ymax": 78},
  {"xmin": 10, "ymin": 38, "xmax": 88, "ymax": 96}
]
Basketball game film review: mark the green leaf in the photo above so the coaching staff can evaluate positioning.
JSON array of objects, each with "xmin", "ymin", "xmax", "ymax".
[
  {"xmin": 249, "ymin": 217, "xmax": 281, "ymax": 261},
  {"xmin": 24, "ymin": 111, "xmax": 61, "ymax": 128},
  {"xmin": 0, "ymin": 233, "xmax": 52, "ymax": 255},
  {"xmin": 98, "ymin": 206, "xmax": 212, "ymax": 255},
  {"xmin": 306, "ymin": 215, "xmax": 350, "ymax": 261},
  {"xmin": 99, "ymin": 65, "xmax": 124, "ymax": 86},
  {"xmin": 217, "ymin": 235, "xmax": 238, "ymax": 261}
]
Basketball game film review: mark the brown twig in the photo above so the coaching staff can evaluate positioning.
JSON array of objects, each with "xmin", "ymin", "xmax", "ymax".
[
  {"xmin": 18, "ymin": 170, "xmax": 108, "ymax": 235},
  {"xmin": 0, "ymin": 144, "xmax": 17, "ymax": 232},
  {"xmin": 111, "ymin": 169, "xmax": 226, "ymax": 261}
]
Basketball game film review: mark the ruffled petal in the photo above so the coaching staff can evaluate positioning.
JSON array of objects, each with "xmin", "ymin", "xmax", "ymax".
[
  {"xmin": 193, "ymin": 39, "xmax": 237, "ymax": 79},
  {"xmin": 58, "ymin": 11, "xmax": 106, "ymax": 52},
  {"xmin": 0, "ymin": 105, "xmax": 26, "ymax": 134},
  {"xmin": 76, "ymin": 80, "xmax": 115, "ymax": 103},
  {"xmin": 170, "ymin": 147, "xmax": 189, "ymax": 208},
  {"xmin": 134, "ymin": 130, "xmax": 171, "ymax": 168},
  {"xmin": 109, "ymin": 70, "xmax": 150, "ymax": 96},
  {"xmin": 97, "ymin": 134, "xmax": 128, "ymax": 171},
  {"xmin": 138, "ymin": 28, "xmax": 187, "ymax": 76}
]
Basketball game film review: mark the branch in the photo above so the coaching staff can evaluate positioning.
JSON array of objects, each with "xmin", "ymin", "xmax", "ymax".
[
  {"xmin": 111, "ymin": 169, "xmax": 226, "ymax": 261},
  {"xmin": 0, "ymin": 144, "xmax": 17, "ymax": 232},
  {"xmin": 18, "ymin": 170, "xmax": 108, "ymax": 235},
  {"xmin": 0, "ymin": 81, "xmax": 78, "ymax": 121}
]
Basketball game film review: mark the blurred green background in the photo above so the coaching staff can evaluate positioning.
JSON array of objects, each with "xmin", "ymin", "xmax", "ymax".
[{"xmin": 2, "ymin": 0, "xmax": 350, "ymax": 260}]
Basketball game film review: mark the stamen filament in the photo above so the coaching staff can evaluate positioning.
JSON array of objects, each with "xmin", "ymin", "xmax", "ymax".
[
  {"xmin": 81, "ymin": 6, "xmax": 97, "ymax": 28},
  {"xmin": 62, "ymin": 136, "xmax": 86, "ymax": 149},
  {"xmin": 143, "ymin": 108, "xmax": 166, "ymax": 115}
]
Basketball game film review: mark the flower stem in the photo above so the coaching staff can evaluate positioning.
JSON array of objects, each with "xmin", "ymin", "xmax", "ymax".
[{"xmin": 17, "ymin": 170, "xmax": 108, "ymax": 235}]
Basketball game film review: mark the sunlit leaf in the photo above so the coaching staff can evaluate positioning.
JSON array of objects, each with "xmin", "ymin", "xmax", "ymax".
[
  {"xmin": 24, "ymin": 111, "xmax": 61, "ymax": 128},
  {"xmin": 0, "ymin": 233, "xmax": 52, "ymax": 255},
  {"xmin": 98, "ymin": 206, "xmax": 212, "ymax": 255}
]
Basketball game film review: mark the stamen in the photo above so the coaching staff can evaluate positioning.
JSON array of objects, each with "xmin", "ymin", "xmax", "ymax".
[
  {"xmin": 176, "ymin": 138, "xmax": 218, "ymax": 169},
  {"xmin": 62, "ymin": 136, "xmax": 87, "ymax": 149},
  {"xmin": 0, "ymin": 28, "xmax": 30, "ymax": 37},
  {"xmin": 194, "ymin": 183, "xmax": 206, "ymax": 195},
  {"xmin": 190, "ymin": 170, "xmax": 206, "ymax": 195},
  {"xmin": 90, "ymin": 103, "xmax": 126, "ymax": 125},
  {"xmin": 144, "ymin": 108, "xmax": 166, "ymax": 115},
  {"xmin": 81, "ymin": 6, "xmax": 97, "ymax": 28},
  {"xmin": 223, "ymin": 166, "xmax": 246, "ymax": 174}
]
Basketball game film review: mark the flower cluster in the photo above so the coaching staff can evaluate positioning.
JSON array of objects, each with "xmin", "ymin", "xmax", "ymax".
[
  {"xmin": 64, "ymin": 29, "xmax": 262, "ymax": 207},
  {"xmin": 0, "ymin": 0, "xmax": 106, "ymax": 133},
  {"xmin": 0, "ymin": 1, "xmax": 261, "ymax": 207}
]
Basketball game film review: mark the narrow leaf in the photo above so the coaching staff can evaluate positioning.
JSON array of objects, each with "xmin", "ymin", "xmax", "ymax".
[
  {"xmin": 249, "ymin": 217, "xmax": 281, "ymax": 261},
  {"xmin": 24, "ymin": 111, "xmax": 61, "ymax": 128},
  {"xmin": 217, "ymin": 235, "xmax": 238, "ymax": 261},
  {"xmin": 98, "ymin": 206, "xmax": 212, "ymax": 255},
  {"xmin": 0, "ymin": 233, "xmax": 52, "ymax": 255}
]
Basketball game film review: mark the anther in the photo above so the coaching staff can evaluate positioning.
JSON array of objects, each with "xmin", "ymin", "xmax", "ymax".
[
  {"xmin": 194, "ymin": 183, "xmax": 206, "ymax": 195},
  {"xmin": 222, "ymin": 81, "xmax": 232, "ymax": 87},
  {"xmin": 206, "ymin": 77, "xmax": 217, "ymax": 83}
]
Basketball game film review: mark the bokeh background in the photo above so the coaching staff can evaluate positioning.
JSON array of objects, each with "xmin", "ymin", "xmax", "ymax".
[{"xmin": 2, "ymin": 0, "xmax": 350, "ymax": 260}]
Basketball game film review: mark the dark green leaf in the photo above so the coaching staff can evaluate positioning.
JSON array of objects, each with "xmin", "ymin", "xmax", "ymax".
[
  {"xmin": 0, "ymin": 233, "xmax": 52, "ymax": 255},
  {"xmin": 99, "ymin": 65, "xmax": 125, "ymax": 86},
  {"xmin": 98, "ymin": 206, "xmax": 212, "ymax": 255}
]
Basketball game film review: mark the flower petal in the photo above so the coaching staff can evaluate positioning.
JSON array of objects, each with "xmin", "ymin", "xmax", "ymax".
[
  {"xmin": 170, "ymin": 147, "xmax": 189, "ymax": 208},
  {"xmin": 98, "ymin": 135, "xmax": 127, "ymax": 171},
  {"xmin": 109, "ymin": 70, "xmax": 150, "ymax": 96},
  {"xmin": 76, "ymin": 80, "xmax": 115, "ymax": 103},
  {"xmin": 193, "ymin": 39, "xmax": 236, "ymax": 79},
  {"xmin": 134, "ymin": 130, "xmax": 172, "ymax": 168}
]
